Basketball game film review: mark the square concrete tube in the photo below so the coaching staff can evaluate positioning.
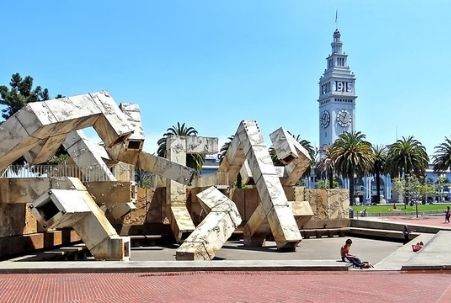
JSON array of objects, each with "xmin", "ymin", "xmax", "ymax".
[
  {"xmin": 0, "ymin": 91, "xmax": 134, "ymax": 170},
  {"xmin": 176, "ymin": 187, "xmax": 242, "ymax": 260},
  {"xmin": 30, "ymin": 179, "xmax": 129, "ymax": 261},
  {"xmin": 119, "ymin": 103, "xmax": 145, "ymax": 148},
  {"xmin": 166, "ymin": 136, "xmax": 218, "ymax": 243},
  {"xmin": 176, "ymin": 211, "xmax": 238, "ymax": 260},
  {"xmin": 269, "ymin": 127, "xmax": 299, "ymax": 164},
  {"xmin": 269, "ymin": 127, "xmax": 311, "ymax": 186},
  {"xmin": 31, "ymin": 189, "xmax": 92, "ymax": 229},
  {"xmin": 170, "ymin": 206, "xmax": 196, "ymax": 243},
  {"xmin": 24, "ymin": 134, "xmax": 68, "ymax": 164},
  {"xmin": 229, "ymin": 120, "xmax": 301, "ymax": 249},
  {"xmin": 63, "ymin": 130, "xmax": 117, "ymax": 181}
]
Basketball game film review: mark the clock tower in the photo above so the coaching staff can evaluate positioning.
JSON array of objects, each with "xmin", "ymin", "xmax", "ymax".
[{"xmin": 318, "ymin": 29, "xmax": 357, "ymax": 149}]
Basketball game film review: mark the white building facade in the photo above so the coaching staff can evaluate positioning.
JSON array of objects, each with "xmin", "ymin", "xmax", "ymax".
[{"xmin": 317, "ymin": 29, "xmax": 392, "ymax": 203}]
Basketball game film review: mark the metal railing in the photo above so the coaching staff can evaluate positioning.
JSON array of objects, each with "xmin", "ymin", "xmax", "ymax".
[{"xmin": 0, "ymin": 164, "xmax": 134, "ymax": 182}]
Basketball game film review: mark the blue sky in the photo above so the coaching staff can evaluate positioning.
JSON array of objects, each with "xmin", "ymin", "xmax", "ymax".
[{"xmin": 1, "ymin": 1, "xmax": 450, "ymax": 155}]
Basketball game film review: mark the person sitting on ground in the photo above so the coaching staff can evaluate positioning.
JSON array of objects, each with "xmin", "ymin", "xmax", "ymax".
[
  {"xmin": 412, "ymin": 241, "xmax": 424, "ymax": 252},
  {"xmin": 340, "ymin": 239, "xmax": 371, "ymax": 268}
]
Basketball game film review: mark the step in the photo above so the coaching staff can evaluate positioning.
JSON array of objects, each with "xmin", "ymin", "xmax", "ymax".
[
  {"xmin": 402, "ymin": 230, "xmax": 451, "ymax": 270},
  {"xmin": 374, "ymin": 233, "xmax": 435, "ymax": 270}
]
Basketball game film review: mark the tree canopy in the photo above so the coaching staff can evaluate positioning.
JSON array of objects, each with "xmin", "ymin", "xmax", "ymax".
[
  {"xmin": 0, "ymin": 73, "xmax": 51, "ymax": 120},
  {"xmin": 432, "ymin": 136, "xmax": 451, "ymax": 172}
]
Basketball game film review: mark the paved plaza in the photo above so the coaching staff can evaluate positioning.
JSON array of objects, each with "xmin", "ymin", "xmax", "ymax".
[
  {"xmin": 1, "ymin": 216, "xmax": 451, "ymax": 302},
  {"xmin": 1, "ymin": 271, "xmax": 451, "ymax": 303}
]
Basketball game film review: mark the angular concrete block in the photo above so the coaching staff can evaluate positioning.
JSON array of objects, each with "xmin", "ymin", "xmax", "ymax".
[
  {"xmin": 170, "ymin": 206, "xmax": 196, "ymax": 243},
  {"xmin": 119, "ymin": 103, "xmax": 145, "ymax": 149},
  {"xmin": 175, "ymin": 241, "xmax": 212, "ymax": 261},
  {"xmin": 255, "ymin": 174, "xmax": 290, "ymax": 215},
  {"xmin": 185, "ymin": 136, "xmax": 218, "ymax": 154},
  {"xmin": 288, "ymin": 200, "xmax": 314, "ymax": 226},
  {"xmin": 243, "ymin": 204, "xmax": 269, "ymax": 247},
  {"xmin": 31, "ymin": 189, "xmax": 92, "ymax": 229},
  {"xmin": 137, "ymin": 151, "xmax": 196, "ymax": 185},
  {"xmin": 64, "ymin": 131, "xmax": 116, "ymax": 182},
  {"xmin": 246, "ymin": 144, "xmax": 277, "ymax": 182},
  {"xmin": 24, "ymin": 134, "xmax": 68, "ymax": 164},
  {"xmin": 0, "ymin": 116, "xmax": 41, "ymax": 170},
  {"xmin": 269, "ymin": 127, "xmax": 298, "ymax": 164},
  {"xmin": 267, "ymin": 204, "xmax": 302, "ymax": 250},
  {"xmin": 239, "ymin": 160, "xmax": 253, "ymax": 185},
  {"xmin": 176, "ymin": 187, "xmax": 242, "ymax": 260}
]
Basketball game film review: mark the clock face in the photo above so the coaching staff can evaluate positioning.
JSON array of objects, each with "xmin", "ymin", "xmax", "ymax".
[
  {"xmin": 336, "ymin": 109, "xmax": 352, "ymax": 127},
  {"xmin": 320, "ymin": 110, "xmax": 330, "ymax": 128}
]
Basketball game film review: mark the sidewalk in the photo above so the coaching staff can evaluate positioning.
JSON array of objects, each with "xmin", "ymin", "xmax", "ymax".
[{"xmin": 1, "ymin": 271, "xmax": 450, "ymax": 303}]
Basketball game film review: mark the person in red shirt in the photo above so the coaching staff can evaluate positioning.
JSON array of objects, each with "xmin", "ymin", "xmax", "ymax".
[{"xmin": 340, "ymin": 239, "xmax": 364, "ymax": 267}]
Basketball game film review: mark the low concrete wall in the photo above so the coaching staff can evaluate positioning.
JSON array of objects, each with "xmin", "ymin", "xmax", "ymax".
[{"xmin": 351, "ymin": 219, "xmax": 443, "ymax": 234}]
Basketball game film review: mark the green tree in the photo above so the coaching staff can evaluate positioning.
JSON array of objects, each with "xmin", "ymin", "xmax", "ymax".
[
  {"xmin": 317, "ymin": 145, "xmax": 335, "ymax": 189},
  {"xmin": 432, "ymin": 136, "xmax": 451, "ymax": 172},
  {"xmin": 371, "ymin": 145, "xmax": 388, "ymax": 204},
  {"xmin": 385, "ymin": 136, "xmax": 429, "ymax": 206},
  {"xmin": 385, "ymin": 136, "xmax": 429, "ymax": 179},
  {"xmin": 135, "ymin": 168, "xmax": 154, "ymax": 188},
  {"xmin": 392, "ymin": 177, "xmax": 405, "ymax": 204},
  {"xmin": 0, "ymin": 73, "xmax": 65, "ymax": 165},
  {"xmin": 157, "ymin": 122, "xmax": 204, "ymax": 172},
  {"xmin": 331, "ymin": 131, "xmax": 375, "ymax": 205},
  {"xmin": 0, "ymin": 73, "xmax": 50, "ymax": 120}
]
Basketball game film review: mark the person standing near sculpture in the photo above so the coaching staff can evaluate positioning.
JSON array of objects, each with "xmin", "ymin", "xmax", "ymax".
[
  {"xmin": 445, "ymin": 206, "xmax": 450, "ymax": 224},
  {"xmin": 403, "ymin": 225, "xmax": 411, "ymax": 244}
]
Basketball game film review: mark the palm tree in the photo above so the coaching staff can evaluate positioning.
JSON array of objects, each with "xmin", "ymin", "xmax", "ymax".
[
  {"xmin": 317, "ymin": 145, "xmax": 334, "ymax": 189},
  {"xmin": 385, "ymin": 136, "xmax": 429, "ymax": 206},
  {"xmin": 157, "ymin": 122, "xmax": 204, "ymax": 172},
  {"xmin": 330, "ymin": 131, "xmax": 375, "ymax": 205},
  {"xmin": 385, "ymin": 136, "xmax": 429, "ymax": 179},
  {"xmin": 432, "ymin": 136, "xmax": 451, "ymax": 172},
  {"xmin": 371, "ymin": 145, "xmax": 387, "ymax": 204}
]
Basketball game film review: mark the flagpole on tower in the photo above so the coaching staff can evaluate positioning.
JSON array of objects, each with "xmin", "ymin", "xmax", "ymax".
[{"xmin": 335, "ymin": 9, "xmax": 338, "ymax": 28}]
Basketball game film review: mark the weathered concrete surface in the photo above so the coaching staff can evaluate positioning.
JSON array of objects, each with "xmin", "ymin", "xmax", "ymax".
[
  {"xmin": 29, "ymin": 177, "xmax": 130, "ymax": 261},
  {"xmin": 303, "ymin": 188, "xmax": 350, "ymax": 229},
  {"xmin": 176, "ymin": 187, "xmax": 241, "ymax": 260},
  {"xmin": 374, "ymin": 233, "xmax": 435, "ymax": 270},
  {"xmin": 0, "ymin": 203, "xmax": 37, "ymax": 237},
  {"xmin": 0, "ymin": 91, "xmax": 134, "ymax": 170},
  {"xmin": 401, "ymin": 231, "xmax": 451, "ymax": 270},
  {"xmin": 0, "ymin": 178, "xmax": 136, "ymax": 216},
  {"xmin": 63, "ymin": 130, "xmax": 116, "ymax": 182},
  {"xmin": 165, "ymin": 136, "xmax": 218, "ymax": 243},
  {"xmin": 234, "ymin": 121, "xmax": 301, "ymax": 250},
  {"xmin": 84, "ymin": 181, "xmax": 137, "ymax": 217},
  {"xmin": 269, "ymin": 127, "xmax": 311, "ymax": 186}
]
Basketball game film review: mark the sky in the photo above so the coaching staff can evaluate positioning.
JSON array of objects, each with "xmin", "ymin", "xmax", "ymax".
[{"xmin": 1, "ymin": 0, "xmax": 450, "ymax": 156}]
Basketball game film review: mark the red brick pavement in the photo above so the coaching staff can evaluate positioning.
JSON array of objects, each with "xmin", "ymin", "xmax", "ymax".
[
  {"xmin": 1, "ymin": 271, "xmax": 451, "ymax": 303},
  {"xmin": 377, "ymin": 215, "xmax": 451, "ymax": 229}
]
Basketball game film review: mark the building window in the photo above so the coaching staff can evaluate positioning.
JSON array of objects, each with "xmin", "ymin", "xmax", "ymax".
[
  {"xmin": 337, "ymin": 57, "xmax": 345, "ymax": 66},
  {"xmin": 328, "ymin": 59, "xmax": 333, "ymax": 68}
]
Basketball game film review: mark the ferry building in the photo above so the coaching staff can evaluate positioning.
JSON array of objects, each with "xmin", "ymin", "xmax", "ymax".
[{"xmin": 316, "ymin": 29, "xmax": 392, "ymax": 204}]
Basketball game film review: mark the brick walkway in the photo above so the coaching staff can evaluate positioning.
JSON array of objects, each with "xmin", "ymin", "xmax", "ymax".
[
  {"xmin": 1, "ymin": 271, "xmax": 450, "ymax": 303},
  {"xmin": 377, "ymin": 215, "xmax": 451, "ymax": 229}
]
